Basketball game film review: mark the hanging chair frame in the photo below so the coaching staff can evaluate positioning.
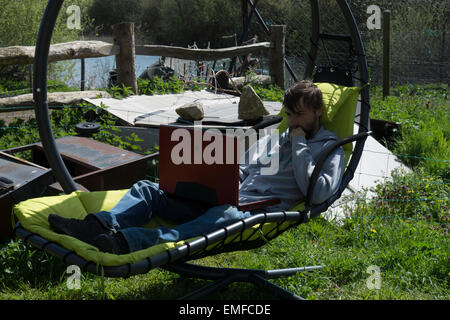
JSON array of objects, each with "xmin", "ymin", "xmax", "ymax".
[{"xmin": 16, "ymin": 0, "xmax": 371, "ymax": 300}]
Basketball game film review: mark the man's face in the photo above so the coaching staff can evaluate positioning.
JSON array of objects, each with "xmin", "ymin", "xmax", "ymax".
[{"xmin": 286, "ymin": 101, "xmax": 323, "ymax": 137}]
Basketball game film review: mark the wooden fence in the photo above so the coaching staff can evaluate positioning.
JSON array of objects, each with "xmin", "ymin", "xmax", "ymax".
[{"xmin": 0, "ymin": 22, "xmax": 286, "ymax": 97}]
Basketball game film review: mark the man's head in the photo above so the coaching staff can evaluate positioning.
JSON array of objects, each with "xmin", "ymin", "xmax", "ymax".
[{"xmin": 283, "ymin": 80, "xmax": 323, "ymax": 138}]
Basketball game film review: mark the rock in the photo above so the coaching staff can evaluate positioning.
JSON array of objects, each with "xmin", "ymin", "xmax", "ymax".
[
  {"xmin": 238, "ymin": 85, "xmax": 270, "ymax": 120},
  {"xmin": 176, "ymin": 101, "xmax": 204, "ymax": 121}
]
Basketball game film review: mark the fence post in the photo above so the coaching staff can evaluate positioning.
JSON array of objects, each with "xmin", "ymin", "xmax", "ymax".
[
  {"xmin": 112, "ymin": 22, "xmax": 138, "ymax": 94},
  {"xmin": 382, "ymin": 10, "xmax": 391, "ymax": 99},
  {"xmin": 80, "ymin": 58, "xmax": 85, "ymax": 91},
  {"xmin": 269, "ymin": 25, "xmax": 286, "ymax": 89}
]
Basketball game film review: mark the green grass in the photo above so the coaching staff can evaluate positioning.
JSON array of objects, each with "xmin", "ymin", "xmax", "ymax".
[
  {"xmin": 0, "ymin": 81, "xmax": 448, "ymax": 300},
  {"xmin": 370, "ymin": 83, "xmax": 449, "ymax": 180},
  {"xmin": 1, "ymin": 208, "xmax": 447, "ymax": 300}
]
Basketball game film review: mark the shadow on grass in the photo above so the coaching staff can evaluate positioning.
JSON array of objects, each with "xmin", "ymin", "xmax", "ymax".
[
  {"xmin": 1, "ymin": 237, "xmax": 282, "ymax": 300},
  {"xmin": 110, "ymin": 273, "xmax": 280, "ymax": 300}
]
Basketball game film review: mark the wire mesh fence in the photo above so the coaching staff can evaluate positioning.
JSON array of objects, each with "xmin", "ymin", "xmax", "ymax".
[{"xmin": 245, "ymin": 0, "xmax": 448, "ymax": 87}]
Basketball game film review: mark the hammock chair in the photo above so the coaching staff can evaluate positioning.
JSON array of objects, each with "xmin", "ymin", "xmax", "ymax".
[{"xmin": 13, "ymin": 0, "xmax": 371, "ymax": 300}]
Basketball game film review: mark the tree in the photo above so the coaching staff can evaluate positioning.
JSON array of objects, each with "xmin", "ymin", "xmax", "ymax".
[{"xmin": 0, "ymin": 0, "xmax": 94, "ymax": 80}]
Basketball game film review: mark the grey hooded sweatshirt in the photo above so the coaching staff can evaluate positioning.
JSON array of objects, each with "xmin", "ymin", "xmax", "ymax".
[{"xmin": 238, "ymin": 126, "xmax": 345, "ymax": 212}]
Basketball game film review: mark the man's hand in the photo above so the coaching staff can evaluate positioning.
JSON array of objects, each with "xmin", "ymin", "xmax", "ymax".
[{"xmin": 289, "ymin": 125, "xmax": 306, "ymax": 142}]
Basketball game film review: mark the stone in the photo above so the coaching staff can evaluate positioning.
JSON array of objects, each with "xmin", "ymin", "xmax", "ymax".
[
  {"xmin": 176, "ymin": 101, "xmax": 204, "ymax": 121},
  {"xmin": 238, "ymin": 85, "xmax": 269, "ymax": 120}
]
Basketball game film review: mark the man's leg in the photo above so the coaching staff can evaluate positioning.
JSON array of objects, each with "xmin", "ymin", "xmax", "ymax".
[
  {"xmin": 116, "ymin": 204, "xmax": 251, "ymax": 253},
  {"xmin": 49, "ymin": 180, "xmax": 168, "ymax": 248},
  {"xmin": 95, "ymin": 180, "xmax": 211, "ymax": 228},
  {"xmin": 93, "ymin": 181, "xmax": 212, "ymax": 253},
  {"xmin": 49, "ymin": 179, "xmax": 228, "ymax": 254},
  {"xmin": 94, "ymin": 180, "xmax": 167, "ymax": 230}
]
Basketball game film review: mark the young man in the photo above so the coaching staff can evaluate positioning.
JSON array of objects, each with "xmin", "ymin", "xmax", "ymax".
[{"xmin": 49, "ymin": 80, "xmax": 345, "ymax": 254}]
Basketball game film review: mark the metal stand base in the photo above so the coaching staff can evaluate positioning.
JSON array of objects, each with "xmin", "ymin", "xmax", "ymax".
[{"xmin": 162, "ymin": 263, "xmax": 323, "ymax": 300}]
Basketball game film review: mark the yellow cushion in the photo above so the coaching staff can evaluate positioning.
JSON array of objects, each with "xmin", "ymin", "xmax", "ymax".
[
  {"xmin": 319, "ymin": 82, "xmax": 359, "ymax": 124},
  {"xmin": 276, "ymin": 82, "xmax": 360, "ymax": 164},
  {"xmin": 14, "ymin": 190, "xmax": 300, "ymax": 266},
  {"xmin": 14, "ymin": 191, "xmax": 192, "ymax": 267}
]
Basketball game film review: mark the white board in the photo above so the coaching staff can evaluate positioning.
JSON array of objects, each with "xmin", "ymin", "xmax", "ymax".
[{"xmin": 84, "ymin": 90, "xmax": 283, "ymax": 128}]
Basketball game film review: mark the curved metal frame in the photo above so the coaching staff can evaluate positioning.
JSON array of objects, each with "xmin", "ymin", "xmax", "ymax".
[
  {"xmin": 33, "ymin": 0, "xmax": 370, "ymax": 197},
  {"xmin": 33, "ymin": 0, "xmax": 78, "ymax": 193},
  {"xmin": 26, "ymin": 0, "xmax": 370, "ymax": 299}
]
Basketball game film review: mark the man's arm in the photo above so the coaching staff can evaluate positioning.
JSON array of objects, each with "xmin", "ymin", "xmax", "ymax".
[
  {"xmin": 238, "ymin": 133, "xmax": 271, "ymax": 182},
  {"xmin": 290, "ymin": 135, "xmax": 346, "ymax": 205}
]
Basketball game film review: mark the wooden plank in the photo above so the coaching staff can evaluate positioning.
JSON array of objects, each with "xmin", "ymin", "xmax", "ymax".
[
  {"xmin": 0, "ymin": 90, "xmax": 111, "ymax": 108},
  {"xmin": 135, "ymin": 42, "xmax": 271, "ymax": 61},
  {"xmin": 0, "ymin": 40, "xmax": 269, "ymax": 67},
  {"xmin": 0, "ymin": 41, "xmax": 119, "ymax": 65}
]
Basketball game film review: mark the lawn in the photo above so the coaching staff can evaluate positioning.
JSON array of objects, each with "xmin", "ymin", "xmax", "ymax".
[{"xmin": 0, "ymin": 80, "xmax": 448, "ymax": 300}]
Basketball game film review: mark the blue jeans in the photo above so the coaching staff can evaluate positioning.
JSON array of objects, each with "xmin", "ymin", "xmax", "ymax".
[{"xmin": 94, "ymin": 180, "xmax": 251, "ymax": 252}]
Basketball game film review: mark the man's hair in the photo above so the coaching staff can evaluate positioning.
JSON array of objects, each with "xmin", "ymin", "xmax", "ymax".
[{"xmin": 283, "ymin": 80, "xmax": 323, "ymax": 113}]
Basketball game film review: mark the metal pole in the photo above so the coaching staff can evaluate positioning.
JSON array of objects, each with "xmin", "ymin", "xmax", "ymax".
[
  {"xmin": 247, "ymin": 0, "xmax": 298, "ymax": 82},
  {"xmin": 80, "ymin": 58, "xmax": 85, "ymax": 91},
  {"xmin": 241, "ymin": 0, "xmax": 248, "ymax": 33},
  {"xmin": 383, "ymin": 10, "xmax": 391, "ymax": 99},
  {"xmin": 304, "ymin": 0, "xmax": 320, "ymax": 80}
]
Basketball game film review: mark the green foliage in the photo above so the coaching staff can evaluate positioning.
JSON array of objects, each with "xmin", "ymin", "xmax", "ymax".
[
  {"xmin": 366, "ymin": 169, "xmax": 449, "ymax": 227},
  {"xmin": 51, "ymin": 102, "xmax": 145, "ymax": 153},
  {"xmin": 370, "ymin": 84, "xmax": 449, "ymax": 180},
  {"xmin": 137, "ymin": 76, "xmax": 205, "ymax": 96},
  {"xmin": 0, "ymin": 239, "xmax": 67, "ymax": 290},
  {"xmin": 87, "ymin": 0, "xmax": 145, "ymax": 35},
  {"xmin": 0, "ymin": 79, "xmax": 30, "ymax": 96},
  {"xmin": 0, "ymin": 0, "xmax": 94, "ymax": 80},
  {"xmin": 88, "ymin": 0, "xmax": 240, "ymax": 47},
  {"xmin": 0, "ymin": 0, "xmax": 93, "ymax": 47},
  {"xmin": 0, "ymin": 79, "xmax": 78, "ymax": 97},
  {"xmin": 0, "ymin": 102, "xmax": 145, "ymax": 159},
  {"xmin": 107, "ymin": 83, "xmax": 135, "ymax": 99},
  {"xmin": 104, "ymin": 77, "xmax": 204, "ymax": 100},
  {"xmin": 137, "ymin": 76, "xmax": 185, "ymax": 95},
  {"xmin": 394, "ymin": 119, "xmax": 449, "ymax": 180},
  {"xmin": 47, "ymin": 80, "xmax": 80, "ymax": 93},
  {"xmin": 252, "ymin": 84, "xmax": 284, "ymax": 102}
]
